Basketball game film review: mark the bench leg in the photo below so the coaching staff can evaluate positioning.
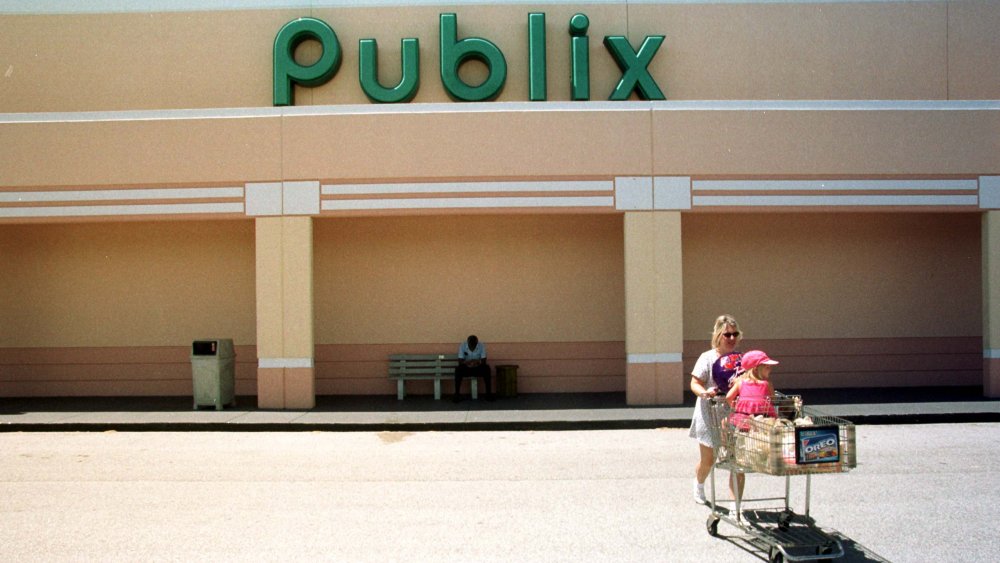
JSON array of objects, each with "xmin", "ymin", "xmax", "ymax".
[
  {"xmin": 434, "ymin": 379, "xmax": 442, "ymax": 400},
  {"xmin": 471, "ymin": 379, "xmax": 478, "ymax": 400},
  {"xmin": 397, "ymin": 380, "xmax": 405, "ymax": 400}
]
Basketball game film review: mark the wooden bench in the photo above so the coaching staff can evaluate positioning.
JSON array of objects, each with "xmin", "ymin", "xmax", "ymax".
[{"xmin": 388, "ymin": 354, "xmax": 478, "ymax": 400}]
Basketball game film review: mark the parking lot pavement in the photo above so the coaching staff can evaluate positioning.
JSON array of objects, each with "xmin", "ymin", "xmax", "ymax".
[{"xmin": 1, "ymin": 424, "xmax": 998, "ymax": 562}]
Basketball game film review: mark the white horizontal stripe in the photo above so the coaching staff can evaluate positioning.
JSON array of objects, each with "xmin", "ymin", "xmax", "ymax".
[
  {"xmin": 693, "ymin": 180, "xmax": 978, "ymax": 192},
  {"xmin": 1, "ymin": 102, "xmax": 636, "ymax": 124},
  {"xmin": 6, "ymin": 100, "xmax": 1000, "ymax": 125},
  {"xmin": 986, "ymin": 350, "xmax": 1000, "ymax": 360},
  {"xmin": 1, "ymin": 107, "xmax": 283, "ymax": 124},
  {"xmin": 323, "ymin": 181, "xmax": 612, "ymax": 196},
  {"xmin": 0, "ymin": 203, "xmax": 244, "ymax": 218},
  {"xmin": 693, "ymin": 195, "xmax": 979, "ymax": 207},
  {"xmin": 322, "ymin": 196, "xmax": 614, "ymax": 211},
  {"xmin": 652, "ymin": 100, "xmax": 1000, "ymax": 112},
  {"xmin": 0, "ymin": 187, "xmax": 243, "ymax": 203},
  {"xmin": 628, "ymin": 353, "xmax": 683, "ymax": 364},
  {"xmin": 259, "ymin": 358, "xmax": 314, "ymax": 369}
]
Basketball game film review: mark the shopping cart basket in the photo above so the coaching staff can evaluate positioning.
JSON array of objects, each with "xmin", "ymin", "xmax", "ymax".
[{"xmin": 704, "ymin": 393, "xmax": 857, "ymax": 562}]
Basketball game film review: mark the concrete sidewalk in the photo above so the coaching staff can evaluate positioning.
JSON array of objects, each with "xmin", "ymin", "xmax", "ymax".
[{"xmin": 1, "ymin": 387, "xmax": 998, "ymax": 432}]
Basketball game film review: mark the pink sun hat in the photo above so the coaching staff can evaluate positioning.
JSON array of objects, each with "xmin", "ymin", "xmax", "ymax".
[{"xmin": 740, "ymin": 350, "xmax": 779, "ymax": 372}]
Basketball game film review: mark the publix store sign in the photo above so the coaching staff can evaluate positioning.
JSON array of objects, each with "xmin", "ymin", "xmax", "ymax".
[{"xmin": 273, "ymin": 13, "xmax": 665, "ymax": 105}]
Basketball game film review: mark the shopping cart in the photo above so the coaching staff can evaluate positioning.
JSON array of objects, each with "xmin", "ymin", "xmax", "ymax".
[{"xmin": 704, "ymin": 393, "xmax": 857, "ymax": 563}]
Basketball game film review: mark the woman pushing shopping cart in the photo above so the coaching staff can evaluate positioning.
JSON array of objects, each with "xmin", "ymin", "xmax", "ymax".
[{"xmin": 704, "ymin": 350, "xmax": 857, "ymax": 563}]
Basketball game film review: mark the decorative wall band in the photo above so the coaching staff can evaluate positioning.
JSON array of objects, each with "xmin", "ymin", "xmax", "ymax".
[
  {"xmin": 259, "ymin": 358, "xmax": 315, "ymax": 369},
  {"xmin": 693, "ymin": 195, "xmax": 979, "ymax": 208},
  {"xmin": 320, "ymin": 180, "xmax": 614, "ymax": 213},
  {"xmin": 322, "ymin": 197, "xmax": 613, "ymax": 212},
  {"xmin": 6, "ymin": 101, "xmax": 999, "ymax": 125},
  {"xmin": 694, "ymin": 179, "xmax": 978, "ymax": 192},
  {"xmin": 0, "ymin": 203, "xmax": 244, "ymax": 218},
  {"xmin": 0, "ymin": 186, "xmax": 245, "ymax": 219},
  {"xmin": 691, "ymin": 179, "xmax": 980, "ymax": 209},
  {"xmin": 0, "ymin": 187, "xmax": 244, "ymax": 203},
  {"xmin": 986, "ymin": 349, "xmax": 1000, "ymax": 360},
  {"xmin": 628, "ymin": 353, "xmax": 683, "ymax": 364},
  {"xmin": 324, "ymin": 181, "xmax": 612, "ymax": 195}
]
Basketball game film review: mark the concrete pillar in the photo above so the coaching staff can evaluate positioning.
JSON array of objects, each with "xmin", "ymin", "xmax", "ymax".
[
  {"xmin": 984, "ymin": 210, "xmax": 1000, "ymax": 397},
  {"xmin": 255, "ymin": 216, "xmax": 315, "ymax": 409},
  {"xmin": 623, "ymin": 211, "xmax": 684, "ymax": 405}
]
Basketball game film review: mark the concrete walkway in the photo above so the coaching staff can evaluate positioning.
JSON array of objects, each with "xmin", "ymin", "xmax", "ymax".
[{"xmin": 1, "ymin": 387, "xmax": 998, "ymax": 432}]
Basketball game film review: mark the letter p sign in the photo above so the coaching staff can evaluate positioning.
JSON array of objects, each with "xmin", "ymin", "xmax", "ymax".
[{"xmin": 274, "ymin": 18, "xmax": 342, "ymax": 106}]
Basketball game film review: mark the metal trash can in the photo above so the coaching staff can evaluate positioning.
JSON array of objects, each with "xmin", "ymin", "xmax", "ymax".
[
  {"xmin": 495, "ymin": 364, "xmax": 518, "ymax": 398},
  {"xmin": 191, "ymin": 339, "xmax": 236, "ymax": 410}
]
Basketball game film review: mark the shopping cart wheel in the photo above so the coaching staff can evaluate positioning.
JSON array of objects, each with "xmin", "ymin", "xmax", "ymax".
[
  {"xmin": 768, "ymin": 546, "xmax": 784, "ymax": 563},
  {"xmin": 817, "ymin": 540, "xmax": 837, "ymax": 563},
  {"xmin": 706, "ymin": 514, "xmax": 720, "ymax": 537},
  {"xmin": 777, "ymin": 509, "xmax": 794, "ymax": 531}
]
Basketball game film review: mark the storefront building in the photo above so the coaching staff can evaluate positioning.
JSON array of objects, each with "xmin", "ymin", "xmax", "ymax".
[{"xmin": 1, "ymin": 0, "xmax": 998, "ymax": 408}]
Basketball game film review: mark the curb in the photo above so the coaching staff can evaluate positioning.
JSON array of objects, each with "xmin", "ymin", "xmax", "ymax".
[{"xmin": 3, "ymin": 411, "xmax": 999, "ymax": 433}]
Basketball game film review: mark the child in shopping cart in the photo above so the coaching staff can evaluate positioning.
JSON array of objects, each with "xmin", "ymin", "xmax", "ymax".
[{"xmin": 726, "ymin": 350, "xmax": 779, "ymax": 431}]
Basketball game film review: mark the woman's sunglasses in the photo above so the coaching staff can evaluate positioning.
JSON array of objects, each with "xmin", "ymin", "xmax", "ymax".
[{"xmin": 722, "ymin": 332, "xmax": 741, "ymax": 338}]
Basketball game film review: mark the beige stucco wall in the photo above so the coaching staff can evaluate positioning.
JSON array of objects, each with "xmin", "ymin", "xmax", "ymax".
[
  {"xmin": 0, "ymin": 117, "xmax": 283, "ymax": 189},
  {"xmin": 2, "ymin": 1, "xmax": 998, "ymax": 113},
  {"xmin": 313, "ymin": 214, "xmax": 626, "ymax": 345},
  {"xmin": 0, "ymin": 211, "xmax": 984, "ymax": 395},
  {"xmin": 0, "ymin": 221, "xmax": 256, "ymax": 347},
  {"xmin": 682, "ymin": 212, "xmax": 982, "ymax": 341},
  {"xmin": 5, "ymin": 106, "xmax": 998, "ymax": 194},
  {"xmin": 1, "ymin": 1, "xmax": 996, "ymax": 398},
  {"xmin": 652, "ymin": 109, "xmax": 1000, "ymax": 177}
]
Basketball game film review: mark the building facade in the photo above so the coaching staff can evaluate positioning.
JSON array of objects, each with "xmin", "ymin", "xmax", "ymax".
[{"xmin": 1, "ymin": 0, "xmax": 998, "ymax": 407}]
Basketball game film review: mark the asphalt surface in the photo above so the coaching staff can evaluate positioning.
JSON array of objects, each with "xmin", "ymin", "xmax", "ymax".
[
  {"xmin": 2, "ymin": 386, "xmax": 998, "ymax": 432},
  {"xmin": 3, "ymin": 388, "xmax": 999, "ymax": 562},
  {"xmin": 2, "ymin": 425, "xmax": 998, "ymax": 562}
]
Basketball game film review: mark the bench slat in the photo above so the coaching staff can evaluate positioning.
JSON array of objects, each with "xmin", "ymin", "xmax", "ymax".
[
  {"xmin": 388, "ymin": 353, "xmax": 477, "ymax": 400},
  {"xmin": 390, "ymin": 354, "xmax": 459, "ymax": 361},
  {"xmin": 388, "ymin": 369, "xmax": 456, "ymax": 377}
]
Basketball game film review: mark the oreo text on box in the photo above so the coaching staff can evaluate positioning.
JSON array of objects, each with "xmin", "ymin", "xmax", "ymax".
[{"xmin": 795, "ymin": 426, "xmax": 841, "ymax": 465}]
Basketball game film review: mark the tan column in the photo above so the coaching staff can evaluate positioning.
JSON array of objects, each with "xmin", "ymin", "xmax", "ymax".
[
  {"xmin": 255, "ymin": 216, "xmax": 315, "ymax": 409},
  {"xmin": 984, "ymin": 211, "xmax": 1000, "ymax": 397},
  {"xmin": 624, "ymin": 211, "xmax": 684, "ymax": 405}
]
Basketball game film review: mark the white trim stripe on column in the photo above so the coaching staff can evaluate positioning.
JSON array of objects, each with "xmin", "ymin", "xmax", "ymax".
[
  {"xmin": 616, "ymin": 177, "xmax": 692, "ymax": 210},
  {"xmin": 981, "ymin": 177, "xmax": 1000, "ymax": 209},
  {"xmin": 258, "ymin": 358, "xmax": 315, "ymax": 369},
  {"xmin": 628, "ymin": 353, "xmax": 683, "ymax": 364},
  {"xmin": 246, "ymin": 181, "xmax": 321, "ymax": 216}
]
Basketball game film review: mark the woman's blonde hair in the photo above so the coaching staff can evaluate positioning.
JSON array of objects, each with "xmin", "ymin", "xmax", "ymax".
[{"xmin": 710, "ymin": 314, "xmax": 742, "ymax": 349}]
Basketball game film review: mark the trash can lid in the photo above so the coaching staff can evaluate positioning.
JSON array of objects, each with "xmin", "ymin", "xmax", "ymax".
[{"xmin": 192, "ymin": 339, "xmax": 235, "ymax": 357}]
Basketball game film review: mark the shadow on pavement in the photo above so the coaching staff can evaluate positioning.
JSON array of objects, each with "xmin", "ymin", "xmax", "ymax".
[{"xmin": 717, "ymin": 513, "xmax": 891, "ymax": 563}]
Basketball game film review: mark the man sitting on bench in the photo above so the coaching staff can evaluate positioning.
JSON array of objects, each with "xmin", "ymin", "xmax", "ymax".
[{"xmin": 454, "ymin": 334, "xmax": 494, "ymax": 403}]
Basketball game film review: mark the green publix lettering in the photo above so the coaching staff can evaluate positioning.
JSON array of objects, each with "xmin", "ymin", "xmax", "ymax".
[{"xmin": 273, "ymin": 13, "xmax": 665, "ymax": 106}]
